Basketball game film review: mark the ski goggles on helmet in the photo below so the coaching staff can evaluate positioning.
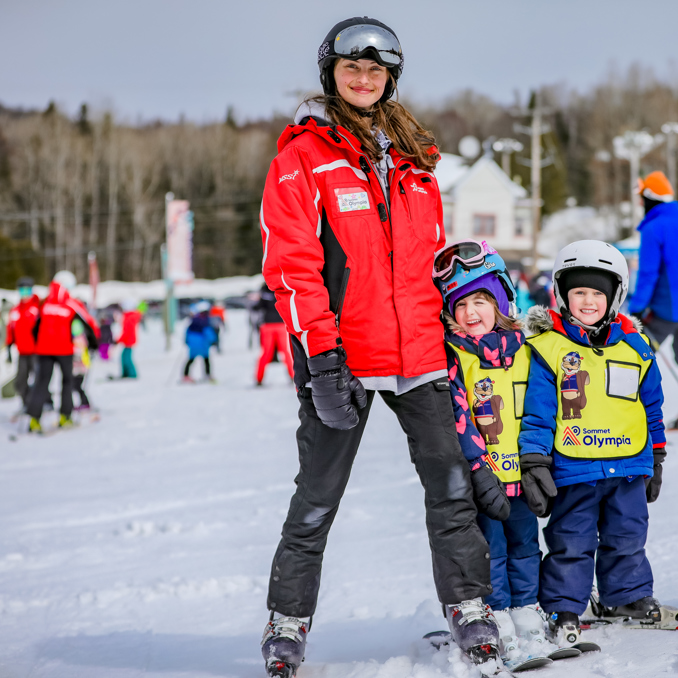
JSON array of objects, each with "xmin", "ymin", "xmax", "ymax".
[
  {"xmin": 333, "ymin": 24, "xmax": 402, "ymax": 66},
  {"xmin": 432, "ymin": 240, "xmax": 499, "ymax": 283}
]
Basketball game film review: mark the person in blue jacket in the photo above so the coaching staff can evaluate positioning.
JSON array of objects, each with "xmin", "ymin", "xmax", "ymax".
[
  {"xmin": 519, "ymin": 240, "xmax": 666, "ymax": 647},
  {"xmin": 627, "ymin": 171, "xmax": 678, "ymax": 360},
  {"xmin": 183, "ymin": 301, "xmax": 217, "ymax": 383}
]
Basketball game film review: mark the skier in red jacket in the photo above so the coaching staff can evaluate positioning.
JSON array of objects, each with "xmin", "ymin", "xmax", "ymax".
[
  {"xmin": 5, "ymin": 276, "xmax": 40, "ymax": 411},
  {"xmin": 259, "ymin": 18, "xmax": 496, "ymax": 677},
  {"xmin": 118, "ymin": 300, "xmax": 143, "ymax": 378},
  {"xmin": 27, "ymin": 270, "xmax": 100, "ymax": 432}
]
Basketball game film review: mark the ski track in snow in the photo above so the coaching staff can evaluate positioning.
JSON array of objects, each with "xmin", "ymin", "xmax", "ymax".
[{"xmin": 0, "ymin": 311, "xmax": 676, "ymax": 677}]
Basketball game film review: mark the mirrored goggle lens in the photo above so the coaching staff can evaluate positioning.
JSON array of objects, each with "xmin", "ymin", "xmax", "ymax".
[
  {"xmin": 334, "ymin": 25, "xmax": 402, "ymax": 66},
  {"xmin": 18, "ymin": 287, "xmax": 32, "ymax": 296},
  {"xmin": 434, "ymin": 242, "xmax": 484, "ymax": 276}
]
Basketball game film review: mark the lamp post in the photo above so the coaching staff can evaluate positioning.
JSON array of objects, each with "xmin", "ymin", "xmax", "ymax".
[
  {"xmin": 492, "ymin": 138, "xmax": 524, "ymax": 177},
  {"xmin": 661, "ymin": 122, "xmax": 678, "ymax": 189}
]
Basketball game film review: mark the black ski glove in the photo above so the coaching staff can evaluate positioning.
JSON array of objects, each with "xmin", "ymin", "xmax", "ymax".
[
  {"xmin": 307, "ymin": 348, "xmax": 367, "ymax": 430},
  {"xmin": 471, "ymin": 464, "xmax": 510, "ymax": 521},
  {"xmin": 520, "ymin": 453, "xmax": 558, "ymax": 517},
  {"xmin": 645, "ymin": 447, "xmax": 667, "ymax": 503}
]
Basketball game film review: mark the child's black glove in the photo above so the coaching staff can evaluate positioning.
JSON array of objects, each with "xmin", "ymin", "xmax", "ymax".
[
  {"xmin": 307, "ymin": 348, "xmax": 367, "ymax": 430},
  {"xmin": 471, "ymin": 465, "xmax": 510, "ymax": 521},
  {"xmin": 645, "ymin": 447, "xmax": 667, "ymax": 503},
  {"xmin": 520, "ymin": 453, "xmax": 558, "ymax": 517}
]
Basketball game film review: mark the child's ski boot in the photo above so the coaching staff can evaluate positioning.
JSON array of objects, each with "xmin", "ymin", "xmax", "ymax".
[
  {"xmin": 29, "ymin": 417, "xmax": 42, "ymax": 433},
  {"xmin": 446, "ymin": 598, "xmax": 500, "ymax": 668},
  {"xmin": 510, "ymin": 603, "xmax": 547, "ymax": 646},
  {"xmin": 492, "ymin": 609, "xmax": 520, "ymax": 661},
  {"xmin": 261, "ymin": 613, "xmax": 310, "ymax": 677},
  {"xmin": 591, "ymin": 594, "xmax": 662, "ymax": 623},
  {"xmin": 59, "ymin": 414, "xmax": 74, "ymax": 428},
  {"xmin": 548, "ymin": 611, "xmax": 580, "ymax": 646}
]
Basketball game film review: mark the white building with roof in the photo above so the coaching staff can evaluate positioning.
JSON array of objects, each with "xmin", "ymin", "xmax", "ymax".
[{"xmin": 434, "ymin": 153, "xmax": 533, "ymax": 265}]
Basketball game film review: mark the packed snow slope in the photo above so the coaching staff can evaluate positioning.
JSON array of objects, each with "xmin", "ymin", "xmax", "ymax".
[{"xmin": 0, "ymin": 311, "xmax": 676, "ymax": 678}]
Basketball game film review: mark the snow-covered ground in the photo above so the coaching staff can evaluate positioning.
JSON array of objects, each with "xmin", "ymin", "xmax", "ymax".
[{"xmin": 0, "ymin": 311, "xmax": 676, "ymax": 678}]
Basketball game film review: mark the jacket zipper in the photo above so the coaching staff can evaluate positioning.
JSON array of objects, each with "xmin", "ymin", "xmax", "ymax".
[{"xmin": 335, "ymin": 267, "xmax": 351, "ymax": 327}]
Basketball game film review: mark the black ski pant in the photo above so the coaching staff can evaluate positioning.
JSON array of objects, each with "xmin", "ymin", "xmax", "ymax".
[
  {"xmin": 27, "ymin": 355, "xmax": 74, "ymax": 419},
  {"xmin": 267, "ymin": 381, "xmax": 491, "ymax": 618},
  {"xmin": 184, "ymin": 356, "xmax": 210, "ymax": 377},
  {"xmin": 644, "ymin": 315, "xmax": 678, "ymax": 363},
  {"xmin": 15, "ymin": 354, "xmax": 35, "ymax": 407},
  {"xmin": 73, "ymin": 375, "xmax": 90, "ymax": 408}
]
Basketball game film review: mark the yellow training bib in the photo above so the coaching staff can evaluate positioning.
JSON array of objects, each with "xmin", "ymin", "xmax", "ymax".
[
  {"xmin": 452, "ymin": 343, "xmax": 531, "ymax": 483},
  {"xmin": 527, "ymin": 331, "xmax": 650, "ymax": 460}
]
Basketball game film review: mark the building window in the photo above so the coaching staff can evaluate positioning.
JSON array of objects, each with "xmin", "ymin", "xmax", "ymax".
[
  {"xmin": 444, "ymin": 213, "xmax": 453, "ymax": 234},
  {"xmin": 515, "ymin": 217, "xmax": 525, "ymax": 236},
  {"xmin": 473, "ymin": 214, "xmax": 496, "ymax": 237}
]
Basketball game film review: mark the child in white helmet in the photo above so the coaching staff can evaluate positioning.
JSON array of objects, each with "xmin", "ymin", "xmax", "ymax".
[{"xmin": 519, "ymin": 240, "xmax": 666, "ymax": 646}]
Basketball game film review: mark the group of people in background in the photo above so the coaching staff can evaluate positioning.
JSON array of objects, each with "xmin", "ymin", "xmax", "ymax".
[{"xmin": 4, "ymin": 271, "xmax": 147, "ymax": 433}]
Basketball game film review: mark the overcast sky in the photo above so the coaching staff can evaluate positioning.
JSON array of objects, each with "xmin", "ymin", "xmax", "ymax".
[{"xmin": 2, "ymin": 0, "xmax": 678, "ymax": 123}]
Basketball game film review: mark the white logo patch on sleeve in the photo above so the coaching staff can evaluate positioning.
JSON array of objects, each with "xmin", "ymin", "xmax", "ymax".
[
  {"xmin": 279, "ymin": 170, "xmax": 299, "ymax": 184},
  {"xmin": 335, "ymin": 187, "xmax": 370, "ymax": 212}
]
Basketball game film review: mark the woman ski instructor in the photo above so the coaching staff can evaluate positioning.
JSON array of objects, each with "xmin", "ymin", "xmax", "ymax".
[{"xmin": 259, "ymin": 17, "xmax": 502, "ymax": 677}]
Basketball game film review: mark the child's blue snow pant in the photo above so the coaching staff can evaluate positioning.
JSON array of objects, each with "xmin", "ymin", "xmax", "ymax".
[
  {"xmin": 476, "ymin": 493, "xmax": 541, "ymax": 610},
  {"xmin": 539, "ymin": 476, "xmax": 653, "ymax": 615}
]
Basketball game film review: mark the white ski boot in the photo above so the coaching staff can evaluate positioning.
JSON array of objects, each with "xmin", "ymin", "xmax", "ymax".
[
  {"xmin": 510, "ymin": 603, "xmax": 547, "ymax": 646},
  {"xmin": 492, "ymin": 609, "xmax": 520, "ymax": 661},
  {"xmin": 261, "ymin": 613, "xmax": 310, "ymax": 677},
  {"xmin": 446, "ymin": 598, "xmax": 501, "ymax": 668}
]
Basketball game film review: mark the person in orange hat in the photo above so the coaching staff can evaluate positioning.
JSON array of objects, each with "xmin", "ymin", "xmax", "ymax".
[{"xmin": 628, "ymin": 170, "xmax": 678, "ymax": 362}]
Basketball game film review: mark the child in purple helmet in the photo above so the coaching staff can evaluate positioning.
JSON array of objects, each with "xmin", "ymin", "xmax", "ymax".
[{"xmin": 434, "ymin": 240, "xmax": 548, "ymax": 663}]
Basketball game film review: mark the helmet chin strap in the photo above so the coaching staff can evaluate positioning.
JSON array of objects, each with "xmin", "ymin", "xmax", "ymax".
[{"xmin": 564, "ymin": 309, "xmax": 612, "ymax": 337}]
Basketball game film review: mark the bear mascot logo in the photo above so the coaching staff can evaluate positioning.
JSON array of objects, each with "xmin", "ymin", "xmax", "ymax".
[
  {"xmin": 560, "ymin": 351, "xmax": 590, "ymax": 420},
  {"xmin": 472, "ymin": 377, "xmax": 504, "ymax": 445}
]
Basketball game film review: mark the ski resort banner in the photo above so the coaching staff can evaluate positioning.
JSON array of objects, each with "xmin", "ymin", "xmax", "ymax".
[{"xmin": 165, "ymin": 198, "xmax": 195, "ymax": 282}]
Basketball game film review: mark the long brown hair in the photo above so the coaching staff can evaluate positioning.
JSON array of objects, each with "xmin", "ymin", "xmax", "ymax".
[
  {"xmin": 303, "ymin": 75, "xmax": 439, "ymax": 172},
  {"xmin": 443, "ymin": 291, "xmax": 522, "ymax": 334}
]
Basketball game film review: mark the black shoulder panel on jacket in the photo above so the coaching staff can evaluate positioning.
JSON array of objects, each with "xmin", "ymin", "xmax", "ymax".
[{"xmin": 319, "ymin": 207, "xmax": 348, "ymax": 315}]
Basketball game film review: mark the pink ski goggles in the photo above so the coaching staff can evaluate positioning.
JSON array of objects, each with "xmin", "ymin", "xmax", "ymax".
[{"xmin": 432, "ymin": 239, "xmax": 498, "ymax": 282}]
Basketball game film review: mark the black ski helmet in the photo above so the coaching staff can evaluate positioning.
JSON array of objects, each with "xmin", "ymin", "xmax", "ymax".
[{"xmin": 317, "ymin": 17, "xmax": 404, "ymax": 102}]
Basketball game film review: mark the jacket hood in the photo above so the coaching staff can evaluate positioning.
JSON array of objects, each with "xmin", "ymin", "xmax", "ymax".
[
  {"xmin": 294, "ymin": 100, "xmax": 329, "ymax": 125},
  {"xmin": 46, "ymin": 281, "xmax": 71, "ymax": 304},
  {"xmin": 19, "ymin": 294, "xmax": 39, "ymax": 306}
]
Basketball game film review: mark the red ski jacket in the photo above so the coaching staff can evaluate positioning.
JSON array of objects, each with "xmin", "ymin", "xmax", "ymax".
[
  {"xmin": 6, "ymin": 295, "xmax": 40, "ymax": 355},
  {"xmin": 34, "ymin": 282, "xmax": 100, "ymax": 356},
  {"xmin": 118, "ymin": 310, "xmax": 143, "ymax": 348},
  {"xmin": 260, "ymin": 117, "xmax": 446, "ymax": 384}
]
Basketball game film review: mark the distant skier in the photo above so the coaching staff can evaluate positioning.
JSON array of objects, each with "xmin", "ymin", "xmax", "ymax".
[
  {"xmin": 183, "ymin": 301, "xmax": 216, "ymax": 383},
  {"xmin": 434, "ymin": 241, "xmax": 546, "ymax": 661},
  {"xmin": 26, "ymin": 271, "xmax": 100, "ymax": 432},
  {"xmin": 521, "ymin": 241, "xmax": 666, "ymax": 646},
  {"xmin": 118, "ymin": 300, "xmax": 143, "ymax": 378},
  {"xmin": 5, "ymin": 276, "xmax": 40, "ymax": 413},
  {"xmin": 628, "ymin": 172, "xmax": 678, "ymax": 349},
  {"xmin": 97, "ymin": 312, "xmax": 114, "ymax": 360},
  {"xmin": 209, "ymin": 303, "xmax": 227, "ymax": 353},
  {"xmin": 71, "ymin": 319, "xmax": 91, "ymax": 411},
  {"xmin": 254, "ymin": 283, "xmax": 293, "ymax": 386}
]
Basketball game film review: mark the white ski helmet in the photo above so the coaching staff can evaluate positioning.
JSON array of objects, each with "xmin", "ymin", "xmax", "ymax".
[
  {"xmin": 53, "ymin": 270, "xmax": 77, "ymax": 291},
  {"xmin": 552, "ymin": 240, "xmax": 629, "ymax": 321}
]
